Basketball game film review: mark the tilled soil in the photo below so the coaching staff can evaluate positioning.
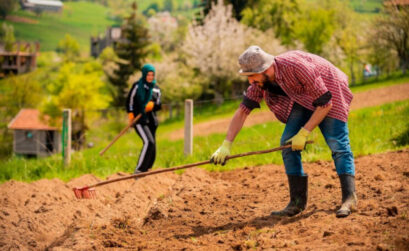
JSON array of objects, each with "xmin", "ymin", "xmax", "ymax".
[
  {"xmin": 1, "ymin": 150, "xmax": 408, "ymax": 250},
  {"xmin": 168, "ymin": 83, "xmax": 409, "ymax": 140}
]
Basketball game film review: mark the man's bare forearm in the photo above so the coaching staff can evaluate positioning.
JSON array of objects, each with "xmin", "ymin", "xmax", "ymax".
[
  {"xmin": 304, "ymin": 103, "xmax": 332, "ymax": 131},
  {"xmin": 226, "ymin": 108, "xmax": 248, "ymax": 142}
]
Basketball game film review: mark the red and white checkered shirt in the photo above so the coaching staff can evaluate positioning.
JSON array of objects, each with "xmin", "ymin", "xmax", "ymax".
[{"xmin": 240, "ymin": 50, "xmax": 353, "ymax": 123}]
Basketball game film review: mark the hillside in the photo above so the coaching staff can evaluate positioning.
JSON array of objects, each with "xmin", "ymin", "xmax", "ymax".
[
  {"xmin": 0, "ymin": 0, "xmax": 383, "ymax": 53},
  {"xmin": 1, "ymin": 2, "xmax": 118, "ymax": 52}
]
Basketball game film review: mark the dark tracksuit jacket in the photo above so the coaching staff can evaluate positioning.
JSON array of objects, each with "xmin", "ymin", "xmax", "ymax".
[{"xmin": 126, "ymin": 83, "xmax": 162, "ymax": 172}]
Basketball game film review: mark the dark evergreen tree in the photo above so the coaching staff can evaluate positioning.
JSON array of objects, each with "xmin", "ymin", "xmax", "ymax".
[
  {"xmin": 196, "ymin": 0, "xmax": 249, "ymax": 23},
  {"xmin": 0, "ymin": 0, "xmax": 17, "ymax": 19},
  {"xmin": 108, "ymin": 2, "xmax": 150, "ymax": 107}
]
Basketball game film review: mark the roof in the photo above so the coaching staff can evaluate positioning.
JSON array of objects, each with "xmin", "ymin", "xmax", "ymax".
[
  {"xmin": 8, "ymin": 109, "xmax": 58, "ymax": 130},
  {"xmin": 27, "ymin": 0, "xmax": 63, "ymax": 7}
]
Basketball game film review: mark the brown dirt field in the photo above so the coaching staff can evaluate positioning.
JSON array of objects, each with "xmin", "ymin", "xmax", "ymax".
[
  {"xmin": 0, "ymin": 150, "xmax": 408, "ymax": 250},
  {"xmin": 6, "ymin": 16, "xmax": 38, "ymax": 24},
  {"xmin": 168, "ymin": 83, "xmax": 409, "ymax": 140}
]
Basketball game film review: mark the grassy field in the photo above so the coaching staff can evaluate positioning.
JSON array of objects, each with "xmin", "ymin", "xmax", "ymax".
[
  {"xmin": 349, "ymin": 73, "xmax": 409, "ymax": 93},
  {"xmin": 1, "ymin": 98, "xmax": 408, "ymax": 184},
  {"xmin": 1, "ymin": 2, "xmax": 118, "ymax": 52},
  {"xmin": 348, "ymin": 0, "xmax": 382, "ymax": 13},
  {"xmin": 1, "ymin": 0, "xmax": 199, "ymax": 53}
]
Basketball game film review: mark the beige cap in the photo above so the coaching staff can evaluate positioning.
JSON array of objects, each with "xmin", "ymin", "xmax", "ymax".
[{"xmin": 238, "ymin": 45, "xmax": 275, "ymax": 76}]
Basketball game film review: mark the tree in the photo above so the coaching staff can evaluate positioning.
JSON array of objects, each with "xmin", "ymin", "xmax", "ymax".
[
  {"xmin": 314, "ymin": 1, "xmax": 367, "ymax": 84},
  {"xmin": 367, "ymin": 33, "xmax": 399, "ymax": 77},
  {"xmin": 56, "ymin": 34, "xmax": 81, "ymax": 62},
  {"xmin": 293, "ymin": 6, "xmax": 336, "ymax": 54},
  {"xmin": 183, "ymin": 0, "xmax": 284, "ymax": 98},
  {"xmin": 371, "ymin": 4, "xmax": 409, "ymax": 73},
  {"xmin": 184, "ymin": 0, "xmax": 249, "ymax": 98},
  {"xmin": 241, "ymin": 0, "xmax": 300, "ymax": 46},
  {"xmin": 163, "ymin": 0, "xmax": 175, "ymax": 12},
  {"xmin": 142, "ymin": 2, "xmax": 160, "ymax": 17},
  {"xmin": 198, "ymin": 0, "xmax": 248, "ymax": 21},
  {"xmin": 0, "ymin": 0, "xmax": 17, "ymax": 19},
  {"xmin": 154, "ymin": 55, "xmax": 204, "ymax": 104},
  {"xmin": 336, "ymin": 26, "xmax": 364, "ymax": 84},
  {"xmin": 0, "ymin": 23, "xmax": 15, "ymax": 51},
  {"xmin": 147, "ymin": 12, "xmax": 178, "ymax": 52},
  {"xmin": 107, "ymin": 2, "xmax": 150, "ymax": 107},
  {"xmin": 43, "ymin": 62, "xmax": 111, "ymax": 149}
]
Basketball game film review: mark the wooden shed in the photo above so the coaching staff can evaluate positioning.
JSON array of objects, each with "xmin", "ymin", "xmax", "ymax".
[
  {"xmin": 0, "ymin": 42, "xmax": 39, "ymax": 77},
  {"xmin": 8, "ymin": 109, "xmax": 61, "ymax": 157},
  {"xmin": 90, "ymin": 26, "xmax": 121, "ymax": 58}
]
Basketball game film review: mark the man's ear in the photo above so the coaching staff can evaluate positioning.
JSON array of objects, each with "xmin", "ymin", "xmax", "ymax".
[{"xmin": 264, "ymin": 65, "xmax": 275, "ymax": 78}]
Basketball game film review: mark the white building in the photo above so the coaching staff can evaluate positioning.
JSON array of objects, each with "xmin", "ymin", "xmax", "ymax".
[{"xmin": 20, "ymin": 0, "xmax": 64, "ymax": 13}]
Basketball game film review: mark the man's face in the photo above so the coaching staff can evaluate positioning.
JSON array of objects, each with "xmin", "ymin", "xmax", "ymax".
[
  {"xmin": 146, "ymin": 71, "xmax": 155, "ymax": 83},
  {"xmin": 247, "ymin": 73, "xmax": 271, "ymax": 89}
]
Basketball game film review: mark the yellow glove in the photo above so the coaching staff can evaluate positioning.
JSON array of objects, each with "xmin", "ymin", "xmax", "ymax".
[
  {"xmin": 145, "ymin": 101, "xmax": 154, "ymax": 112},
  {"xmin": 285, "ymin": 127, "xmax": 310, "ymax": 151},
  {"xmin": 210, "ymin": 140, "xmax": 232, "ymax": 165},
  {"xmin": 128, "ymin": 112, "xmax": 135, "ymax": 125}
]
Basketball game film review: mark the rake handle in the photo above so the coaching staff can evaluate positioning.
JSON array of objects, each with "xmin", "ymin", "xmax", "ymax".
[
  {"xmin": 88, "ymin": 141, "xmax": 313, "ymax": 189},
  {"xmin": 99, "ymin": 114, "xmax": 142, "ymax": 156}
]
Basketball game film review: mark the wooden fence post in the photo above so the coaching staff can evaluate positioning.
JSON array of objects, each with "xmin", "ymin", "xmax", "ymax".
[
  {"xmin": 62, "ymin": 109, "xmax": 72, "ymax": 165},
  {"xmin": 184, "ymin": 99, "xmax": 193, "ymax": 155}
]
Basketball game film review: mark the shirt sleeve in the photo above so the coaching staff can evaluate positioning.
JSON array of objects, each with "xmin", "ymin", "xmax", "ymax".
[
  {"xmin": 126, "ymin": 83, "xmax": 138, "ymax": 113},
  {"xmin": 292, "ymin": 58, "xmax": 329, "ymax": 101},
  {"xmin": 312, "ymin": 91, "xmax": 332, "ymax": 107},
  {"xmin": 239, "ymin": 84, "xmax": 263, "ymax": 115}
]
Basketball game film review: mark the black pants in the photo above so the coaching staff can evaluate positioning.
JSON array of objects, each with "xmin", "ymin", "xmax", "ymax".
[{"xmin": 134, "ymin": 122, "xmax": 157, "ymax": 172}]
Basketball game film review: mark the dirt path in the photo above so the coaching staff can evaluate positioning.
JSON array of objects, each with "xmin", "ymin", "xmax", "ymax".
[
  {"xmin": 6, "ymin": 15, "xmax": 38, "ymax": 24},
  {"xmin": 168, "ymin": 83, "xmax": 409, "ymax": 140},
  {"xmin": 0, "ymin": 150, "xmax": 408, "ymax": 250}
]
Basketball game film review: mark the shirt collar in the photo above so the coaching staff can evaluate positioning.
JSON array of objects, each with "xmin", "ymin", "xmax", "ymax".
[{"xmin": 272, "ymin": 59, "xmax": 282, "ymax": 82}]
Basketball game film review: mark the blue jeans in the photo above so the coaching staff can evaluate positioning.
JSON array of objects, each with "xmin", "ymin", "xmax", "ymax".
[{"xmin": 280, "ymin": 103, "xmax": 355, "ymax": 176}]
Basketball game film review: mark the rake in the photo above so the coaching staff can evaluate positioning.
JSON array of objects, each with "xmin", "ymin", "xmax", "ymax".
[
  {"xmin": 73, "ymin": 141, "xmax": 313, "ymax": 199},
  {"xmin": 99, "ymin": 114, "xmax": 141, "ymax": 156}
]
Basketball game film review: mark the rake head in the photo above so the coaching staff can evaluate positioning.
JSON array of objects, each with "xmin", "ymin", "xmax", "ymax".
[{"xmin": 73, "ymin": 187, "xmax": 96, "ymax": 199}]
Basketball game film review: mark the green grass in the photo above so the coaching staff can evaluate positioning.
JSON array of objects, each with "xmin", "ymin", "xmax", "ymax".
[
  {"xmin": 348, "ymin": 0, "xmax": 382, "ymax": 13},
  {"xmin": 1, "ymin": 0, "xmax": 199, "ymax": 52},
  {"xmin": 350, "ymin": 73, "xmax": 409, "ymax": 93},
  {"xmin": 1, "ymin": 2, "xmax": 118, "ymax": 52},
  {"xmin": 1, "ymin": 99, "xmax": 408, "ymax": 183}
]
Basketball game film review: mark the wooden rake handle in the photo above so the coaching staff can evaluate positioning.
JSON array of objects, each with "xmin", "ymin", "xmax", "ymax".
[
  {"xmin": 99, "ymin": 114, "xmax": 142, "ymax": 156},
  {"xmin": 89, "ymin": 141, "xmax": 313, "ymax": 189}
]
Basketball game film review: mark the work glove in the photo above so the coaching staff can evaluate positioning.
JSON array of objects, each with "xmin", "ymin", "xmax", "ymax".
[
  {"xmin": 128, "ymin": 112, "xmax": 135, "ymax": 125},
  {"xmin": 145, "ymin": 101, "xmax": 154, "ymax": 112},
  {"xmin": 285, "ymin": 127, "xmax": 310, "ymax": 151},
  {"xmin": 210, "ymin": 140, "xmax": 232, "ymax": 165}
]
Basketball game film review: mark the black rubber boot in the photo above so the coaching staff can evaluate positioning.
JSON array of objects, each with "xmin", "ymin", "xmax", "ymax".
[
  {"xmin": 336, "ymin": 174, "xmax": 357, "ymax": 218},
  {"xmin": 271, "ymin": 175, "xmax": 308, "ymax": 217}
]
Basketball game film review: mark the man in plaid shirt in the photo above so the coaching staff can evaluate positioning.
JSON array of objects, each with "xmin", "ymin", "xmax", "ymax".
[{"xmin": 211, "ymin": 46, "xmax": 356, "ymax": 218}]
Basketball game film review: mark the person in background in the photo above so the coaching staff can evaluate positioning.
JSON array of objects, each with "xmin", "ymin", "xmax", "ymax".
[{"xmin": 126, "ymin": 64, "xmax": 162, "ymax": 174}]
